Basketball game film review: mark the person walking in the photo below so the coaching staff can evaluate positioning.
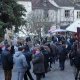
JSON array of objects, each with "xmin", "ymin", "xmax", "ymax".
[
  {"xmin": 1, "ymin": 45, "xmax": 13, "ymax": 80},
  {"xmin": 10, "ymin": 45, "xmax": 15, "ymax": 55},
  {"xmin": 58, "ymin": 41, "xmax": 67, "ymax": 70},
  {"xmin": 50, "ymin": 42, "xmax": 58, "ymax": 64},
  {"xmin": 40, "ymin": 46, "xmax": 49, "ymax": 74},
  {"xmin": 0, "ymin": 47, "xmax": 2, "ymax": 65},
  {"xmin": 32, "ymin": 48, "xmax": 45, "ymax": 80},
  {"xmin": 13, "ymin": 46, "xmax": 28, "ymax": 80},
  {"xmin": 23, "ymin": 46, "xmax": 34, "ymax": 80}
]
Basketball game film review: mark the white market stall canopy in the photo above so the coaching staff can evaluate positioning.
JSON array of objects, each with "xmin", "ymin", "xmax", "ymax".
[
  {"xmin": 66, "ymin": 19, "xmax": 80, "ymax": 32},
  {"xmin": 48, "ymin": 26, "xmax": 56, "ymax": 33},
  {"xmin": 52, "ymin": 29, "xmax": 67, "ymax": 33},
  {"xmin": 49, "ymin": 28, "xmax": 67, "ymax": 33}
]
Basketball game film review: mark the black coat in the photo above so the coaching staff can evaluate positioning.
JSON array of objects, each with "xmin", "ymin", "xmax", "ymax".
[
  {"xmin": 0, "ymin": 48, "xmax": 2, "ymax": 54},
  {"xmin": 1, "ymin": 49, "xmax": 13, "ymax": 70},
  {"xmin": 58, "ymin": 46, "xmax": 67, "ymax": 61},
  {"xmin": 41, "ymin": 50, "xmax": 49, "ymax": 72},
  {"xmin": 72, "ymin": 49, "xmax": 80, "ymax": 69},
  {"xmin": 23, "ymin": 51, "xmax": 32, "ymax": 70}
]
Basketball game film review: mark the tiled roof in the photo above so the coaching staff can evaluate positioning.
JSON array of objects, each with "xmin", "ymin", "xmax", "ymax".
[
  {"xmin": 32, "ymin": 0, "xmax": 58, "ymax": 10},
  {"xmin": 74, "ymin": 3, "xmax": 80, "ymax": 10},
  {"xmin": 18, "ymin": 0, "xmax": 31, "ymax": 1},
  {"xmin": 18, "ymin": 0, "xmax": 80, "ymax": 10},
  {"xmin": 53, "ymin": 0, "xmax": 74, "ymax": 7}
]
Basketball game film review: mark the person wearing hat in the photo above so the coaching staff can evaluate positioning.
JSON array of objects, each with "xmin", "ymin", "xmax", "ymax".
[
  {"xmin": 32, "ymin": 48, "xmax": 45, "ymax": 80},
  {"xmin": 23, "ymin": 46, "xmax": 34, "ymax": 80}
]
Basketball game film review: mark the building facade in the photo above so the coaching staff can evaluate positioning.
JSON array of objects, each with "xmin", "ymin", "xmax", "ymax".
[
  {"xmin": 31, "ymin": 0, "xmax": 80, "ymax": 29},
  {"xmin": 18, "ymin": 0, "xmax": 80, "ymax": 29}
]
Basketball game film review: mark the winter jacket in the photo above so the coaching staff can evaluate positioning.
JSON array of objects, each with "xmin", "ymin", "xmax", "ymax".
[
  {"xmin": 50, "ymin": 43, "xmax": 58, "ymax": 57},
  {"xmin": 41, "ymin": 50, "xmax": 49, "ymax": 73},
  {"xmin": 13, "ymin": 51, "xmax": 28, "ymax": 72},
  {"xmin": 1, "ymin": 49, "xmax": 13, "ymax": 70},
  {"xmin": 23, "ymin": 51, "xmax": 32, "ymax": 70},
  {"xmin": 32, "ymin": 53, "xmax": 45, "ymax": 74},
  {"xmin": 58, "ymin": 46, "xmax": 67, "ymax": 61},
  {"xmin": 0, "ymin": 47, "xmax": 2, "ymax": 54},
  {"xmin": 72, "ymin": 49, "xmax": 80, "ymax": 69}
]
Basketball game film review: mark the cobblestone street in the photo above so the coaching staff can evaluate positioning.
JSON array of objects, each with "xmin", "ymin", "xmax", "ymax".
[
  {"xmin": 0, "ymin": 60, "xmax": 75, "ymax": 80},
  {"xmin": 0, "ymin": 0, "xmax": 80, "ymax": 80}
]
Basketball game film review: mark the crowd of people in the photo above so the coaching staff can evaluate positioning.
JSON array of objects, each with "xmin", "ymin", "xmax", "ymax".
[{"xmin": 0, "ymin": 35, "xmax": 80, "ymax": 80}]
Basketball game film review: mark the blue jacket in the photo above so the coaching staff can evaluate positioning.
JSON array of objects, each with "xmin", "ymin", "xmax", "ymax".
[{"xmin": 13, "ymin": 51, "xmax": 28, "ymax": 72}]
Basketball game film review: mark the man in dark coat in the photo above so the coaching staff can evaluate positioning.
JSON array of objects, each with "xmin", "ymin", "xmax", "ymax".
[
  {"xmin": 58, "ymin": 42, "xmax": 67, "ymax": 70},
  {"xmin": 1, "ymin": 45, "xmax": 13, "ymax": 80},
  {"xmin": 50, "ymin": 42, "xmax": 58, "ymax": 64},
  {"xmin": 23, "ymin": 46, "xmax": 34, "ymax": 80},
  {"xmin": 0, "ymin": 47, "xmax": 2, "ymax": 65},
  {"xmin": 70, "ymin": 43, "xmax": 80, "ymax": 80}
]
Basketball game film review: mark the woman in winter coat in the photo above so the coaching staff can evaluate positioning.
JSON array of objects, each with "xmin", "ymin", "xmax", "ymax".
[
  {"xmin": 40, "ymin": 46, "xmax": 49, "ymax": 74},
  {"xmin": 32, "ymin": 48, "xmax": 45, "ymax": 80}
]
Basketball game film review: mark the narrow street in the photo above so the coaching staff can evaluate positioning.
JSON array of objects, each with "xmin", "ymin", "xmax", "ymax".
[{"xmin": 0, "ymin": 60, "xmax": 75, "ymax": 80}]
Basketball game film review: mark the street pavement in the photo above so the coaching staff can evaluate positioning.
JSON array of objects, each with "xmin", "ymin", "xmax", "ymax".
[{"xmin": 0, "ymin": 60, "xmax": 75, "ymax": 80}]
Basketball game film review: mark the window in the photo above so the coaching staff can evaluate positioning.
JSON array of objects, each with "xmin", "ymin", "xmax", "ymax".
[
  {"xmin": 77, "ymin": 11, "xmax": 80, "ymax": 18},
  {"xmin": 44, "ymin": 10, "xmax": 48, "ymax": 18},
  {"xmin": 65, "ymin": 10, "xmax": 70, "ymax": 18}
]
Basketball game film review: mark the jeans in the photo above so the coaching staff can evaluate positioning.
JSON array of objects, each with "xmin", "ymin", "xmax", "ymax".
[
  {"xmin": 17, "ymin": 71, "xmax": 25, "ymax": 80},
  {"xmin": 24, "ymin": 70, "xmax": 34, "ymax": 80}
]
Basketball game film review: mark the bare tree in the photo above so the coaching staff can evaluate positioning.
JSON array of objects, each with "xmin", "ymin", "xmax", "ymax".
[{"xmin": 26, "ymin": 10, "xmax": 52, "ymax": 38}]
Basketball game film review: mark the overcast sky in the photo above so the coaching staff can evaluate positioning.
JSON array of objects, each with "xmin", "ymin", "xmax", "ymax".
[{"xmin": 18, "ymin": 1, "xmax": 32, "ymax": 17}]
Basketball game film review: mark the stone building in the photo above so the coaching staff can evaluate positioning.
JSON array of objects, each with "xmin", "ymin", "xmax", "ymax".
[{"xmin": 18, "ymin": 0, "xmax": 80, "ymax": 30}]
